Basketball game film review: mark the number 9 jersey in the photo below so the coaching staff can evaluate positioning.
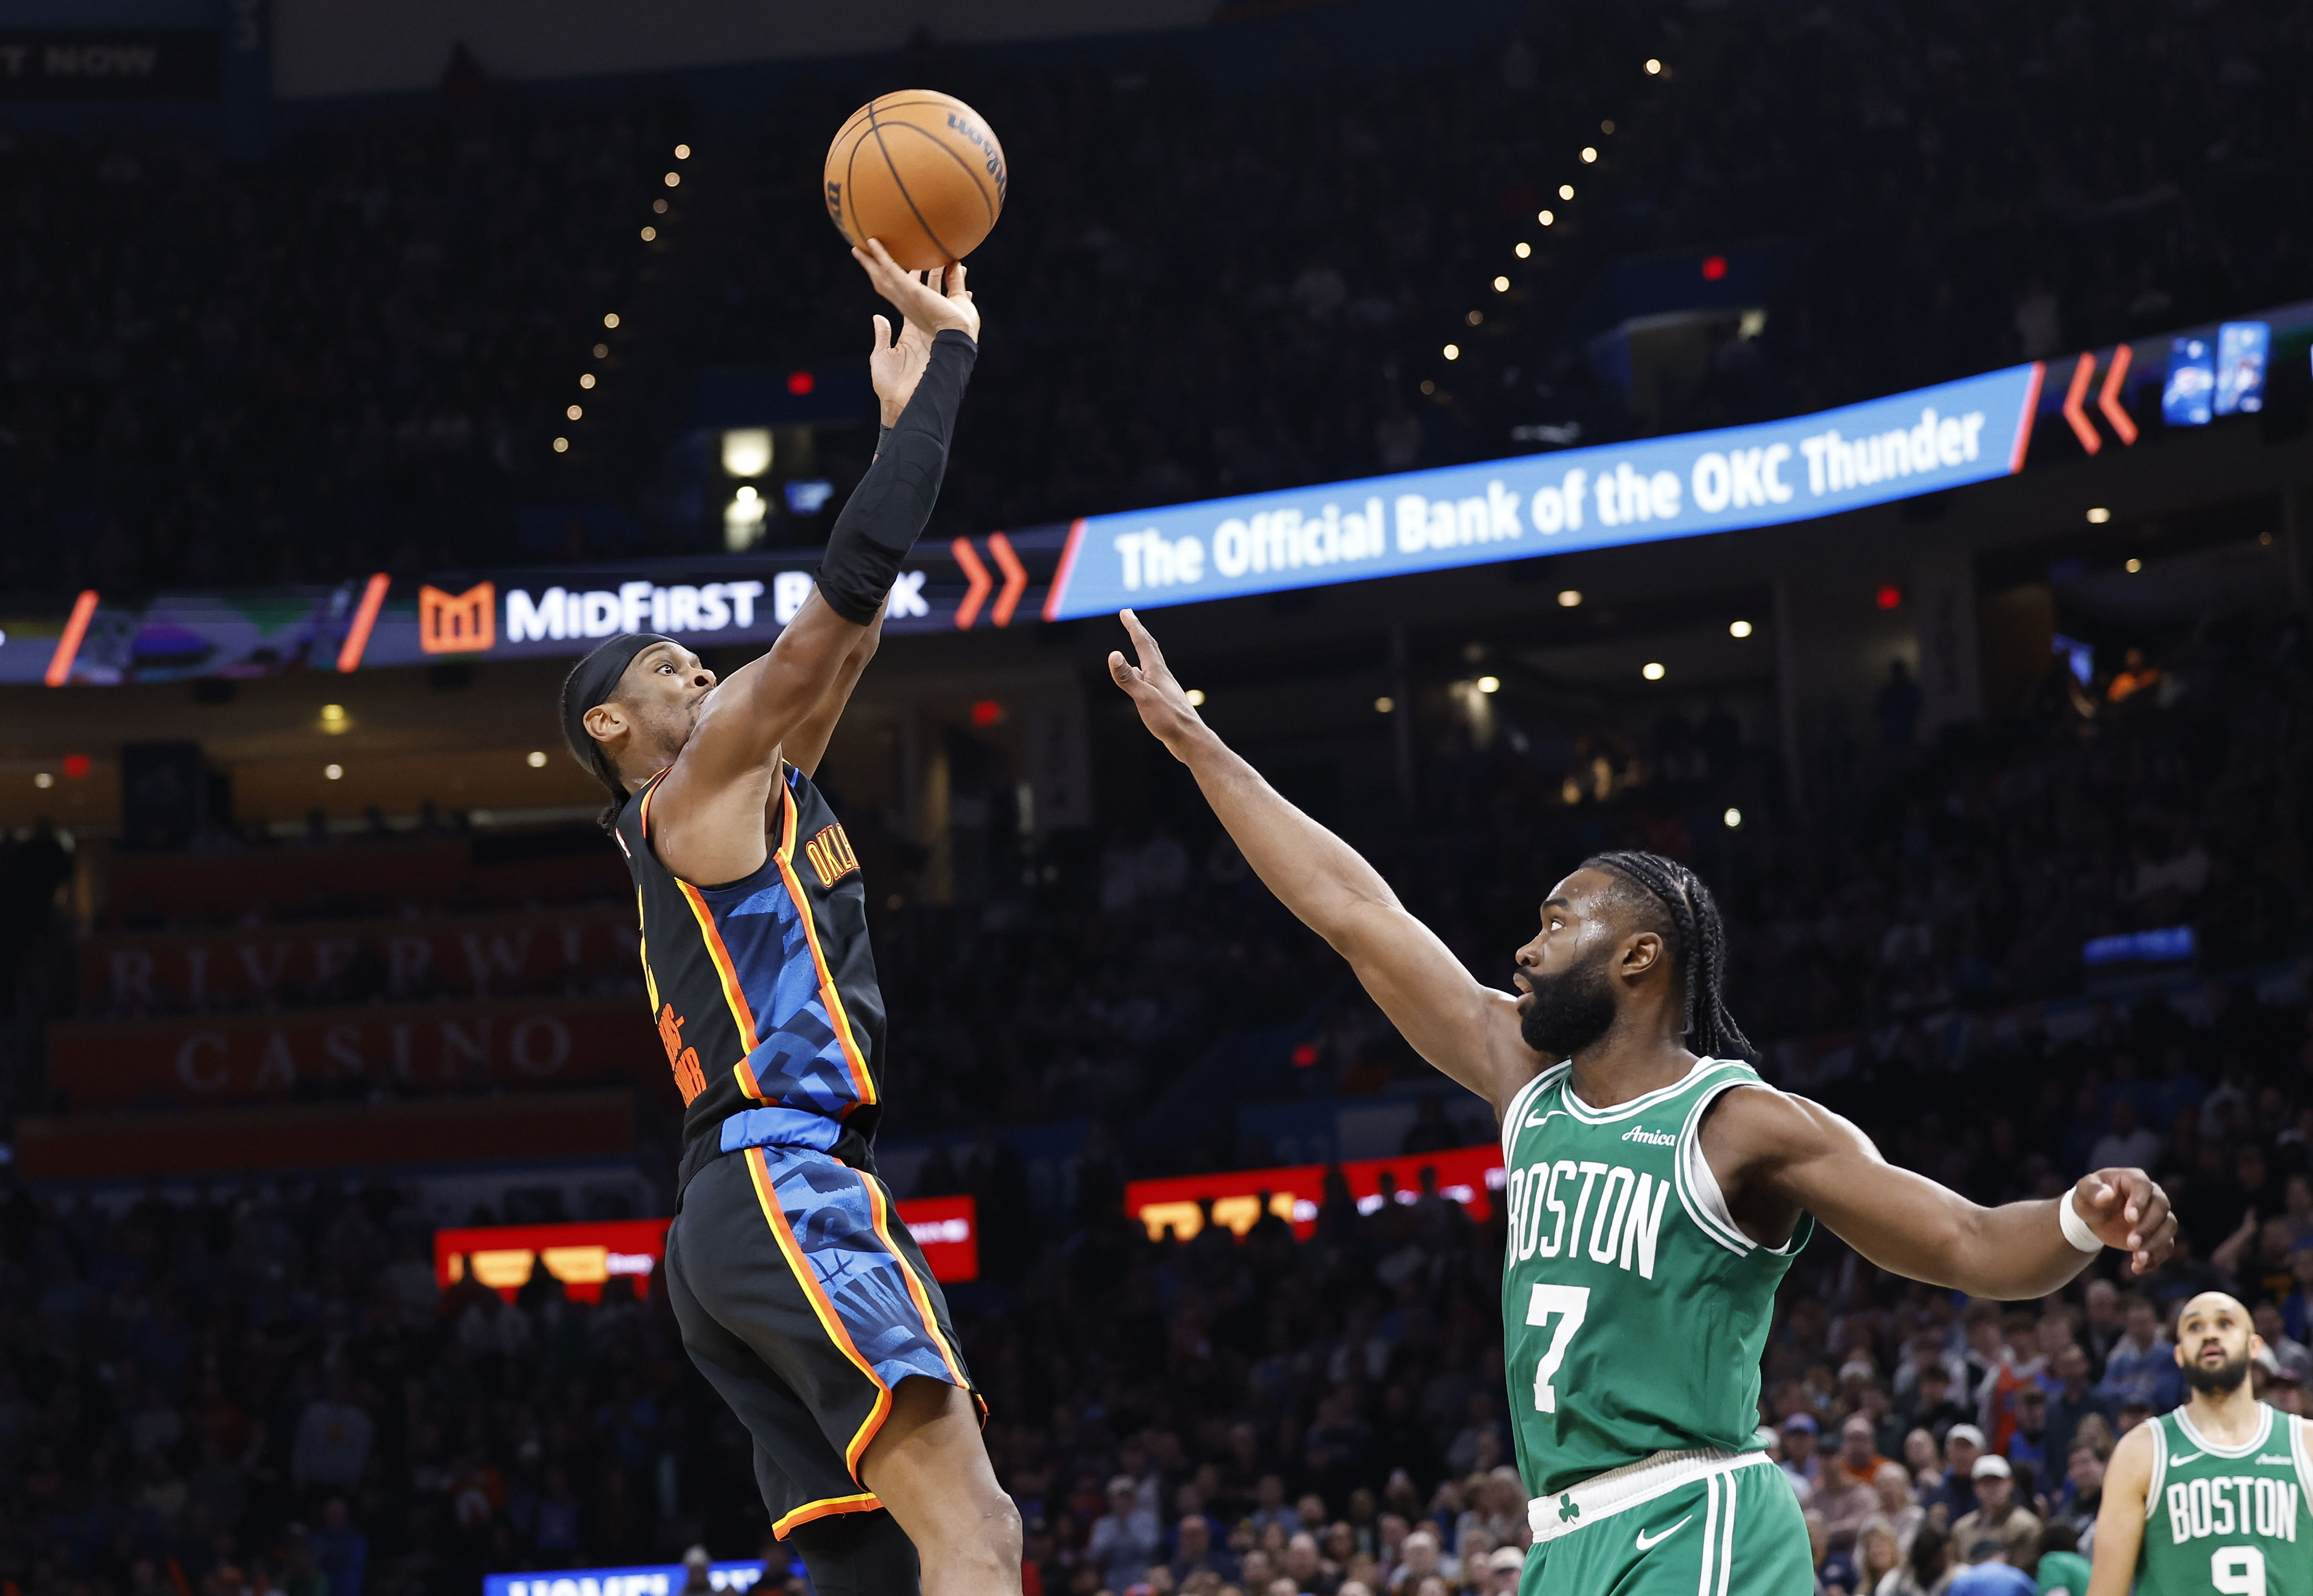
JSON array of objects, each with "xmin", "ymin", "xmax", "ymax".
[
  {"xmin": 1499, "ymin": 1058, "xmax": 1810, "ymax": 1498},
  {"xmin": 2137, "ymin": 1405, "xmax": 2313, "ymax": 1596}
]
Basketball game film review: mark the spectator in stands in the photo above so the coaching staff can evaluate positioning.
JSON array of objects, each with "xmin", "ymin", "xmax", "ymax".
[
  {"xmin": 1170, "ymin": 1514, "xmax": 1238, "ymax": 1586},
  {"xmin": 2037, "ymin": 1345, "xmax": 2109, "ymax": 1476},
  {"xmin": 1949, "ymin": 1456, "xmax": 2041, "ymax": 1572},
  {"xmin": 1870, "ymin": 1462, "xmax": 1924, "ymax": 1558},
  {"xmin": 1946, "ymin": 1535, "xmax": 2034, "ymax": 1596},
  {"xmin": 2096, "ymin": 1295, "xmax": 2183, "ymax": 1412},
  {"xmin": 1780, "ymin": 1412, "xmax": 1823, "ymax": 1502},
  {"xmin": 311, "ymin": 1498, "xmax": 366, "ymax": 1596},
  {"xmin": 1903, "ymin": 1363, "xmax": 1969, "ymax": 1443},
  {"xmin": 1928, "ymin": 1425, "xmax": 1986, "ymax": 1520},
  {"xmin": 2052, "ymin": 1443, "xmax": 2106, "ymax": 1538},
  {"xmin": 289, "ymin": 1371, "xmax": 374, "ymax": 1495},
  {"xmin": 1090, "ymin": 1476, "xmax": 1164, "ymax": 1590}
]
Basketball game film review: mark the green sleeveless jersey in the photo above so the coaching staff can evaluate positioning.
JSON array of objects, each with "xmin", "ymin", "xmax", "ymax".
[
  {"xmin": 2138, "ymin": 1403, "xmax": 2313, "ymax": 1595},
  {"xmin": 1499, "ymin": 1058, "xmax": 1810, "ymax": 1498}
]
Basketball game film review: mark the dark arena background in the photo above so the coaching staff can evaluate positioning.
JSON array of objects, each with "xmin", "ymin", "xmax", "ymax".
[{"xmin": 3, "ymin": 2, "xmax": 2313, "ymax": 1595}]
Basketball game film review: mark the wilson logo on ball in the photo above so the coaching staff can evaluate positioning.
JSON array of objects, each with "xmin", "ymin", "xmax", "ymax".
[{"xmin": 822, "ymin": 89, "xmax": 1007, "ymax": 271}]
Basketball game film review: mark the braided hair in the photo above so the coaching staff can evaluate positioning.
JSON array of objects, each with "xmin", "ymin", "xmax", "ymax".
[{"xmin": 1581, "ymin": 850, "xmax": 1755, "ymax": 1061}]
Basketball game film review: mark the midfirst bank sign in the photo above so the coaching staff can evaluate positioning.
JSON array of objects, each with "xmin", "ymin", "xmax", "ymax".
[{"xmin": 1040, "ymin": 363, "xmax": 2043, "ymax": 620}]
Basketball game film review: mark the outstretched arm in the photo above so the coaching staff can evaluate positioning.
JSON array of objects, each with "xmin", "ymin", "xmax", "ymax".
[
  {"xmin": 653, "ymin": 244, "xmax": 977, "ymax": 881},
  {"xmin": 783, "ymin": 604, "xmax": 886, "ymax": 779},
  {"xmin": 2084, "ymin": 1421, "xmax": 2155, "ymax": 1596},
  {"xmin": 1108, "ymin": 610, "xmax": 1541, "ymax": 1112},
  {"xmin": 1703, "ymin": 1084, "xmax": 2178, "ymax": 1295}
]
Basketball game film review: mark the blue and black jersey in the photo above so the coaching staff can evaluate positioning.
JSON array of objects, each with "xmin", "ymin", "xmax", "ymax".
[
  {"xmin": 613, "ymin": 762, "xmax": 884, "ymax": 1195},
  {"xmin": 615, "ymin": 759, "xmax": 978, "ymax": 1544}
]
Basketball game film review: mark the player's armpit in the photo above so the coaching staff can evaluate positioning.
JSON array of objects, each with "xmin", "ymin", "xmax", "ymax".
[
  {"xmin": 2084, "ymin": 1423, "xmax": 2155, "ymax": 1596},
  {"xmin": 1703, "ymin": 1087, "xmax": 2105, "ymax": 1297}
]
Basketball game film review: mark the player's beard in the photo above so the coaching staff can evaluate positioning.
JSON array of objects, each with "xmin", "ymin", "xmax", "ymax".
[
  {"xmin": 2183, "ymin": 1348, "xmax": 2252, "ymax": 1396},
  {"xmin": 1519, "ymin": 943, "xmax": 1620, "ymax": 1059}
]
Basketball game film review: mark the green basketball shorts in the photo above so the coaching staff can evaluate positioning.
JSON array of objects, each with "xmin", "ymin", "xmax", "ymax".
[{"xmin": 1520, "ymin": 1449, "xmax": 1815, "ymax": 1595}]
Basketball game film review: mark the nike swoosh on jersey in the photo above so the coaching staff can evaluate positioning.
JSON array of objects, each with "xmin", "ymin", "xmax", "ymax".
[
  {"xmin": 1525, "ymin": 1110, "xmax": 1567, "ymax": 1129},
  {"xmin": 2166, "ymin": 1451, "xmax": 2202, "ymax": 1467},
  {"xmin": 1633, "ymin": 1515, "xmax": 1692, "ymax": 1552}
]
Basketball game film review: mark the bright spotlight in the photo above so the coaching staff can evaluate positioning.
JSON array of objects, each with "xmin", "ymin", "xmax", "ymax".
[
  {"xmin": 721, "ymin": 428, "xmax": 773, "ymax": 477},
  {"xmin": 1728, "ymin": 620, "xmax": 1753, "ymax": 638},
  {"xmin": 1642, "ymin": 662, "xmax": 1666, "ymax": 680}
]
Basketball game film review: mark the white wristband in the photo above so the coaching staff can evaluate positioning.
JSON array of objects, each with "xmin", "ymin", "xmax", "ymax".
[{"xmin": 2059, "ymin": 1189, "xmax": 2104, "ymax": 1254}]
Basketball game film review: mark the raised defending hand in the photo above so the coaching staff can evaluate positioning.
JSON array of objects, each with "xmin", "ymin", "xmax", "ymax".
[
  {"xmin": 854, "ymin": 240, "xmax": 977, "ymax": 424},
  {"xmin": 2074, "ymin": 1168, "xmax": 2178, "ymax": 1275},
  {"xmin": 1107, "ymin": 609, "xmax": 1207, "ymax": 759}
]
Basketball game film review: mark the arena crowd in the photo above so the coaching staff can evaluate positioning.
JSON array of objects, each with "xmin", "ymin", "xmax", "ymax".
[{"xmin": 3, "ymin": 0, "xmax": 2306, "ymax": 592}]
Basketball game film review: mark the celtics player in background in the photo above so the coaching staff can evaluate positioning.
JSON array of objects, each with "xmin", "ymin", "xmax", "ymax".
[
  {"xmin": 2086, "ymin": 1292, "xmax": 2313, "ymax": 1595},
  {"xmin": 1106, "ymin": 610, "xmax": 2178, "ymax": 1594}
]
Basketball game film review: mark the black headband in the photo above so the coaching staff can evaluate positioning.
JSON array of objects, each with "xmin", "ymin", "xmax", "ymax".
[{"xmin": 559, "ymin": 632, "xmax": 678, "ymax": 778}]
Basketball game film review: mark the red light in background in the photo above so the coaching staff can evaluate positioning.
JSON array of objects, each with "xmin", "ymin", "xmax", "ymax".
[
  {"xmin": 61, "ymin": 753, "xmax": 91, "ymax": 780},
  {"xmin": 1290, "ymin": 1042, "xmax": 1320, "ymax": 1068},
  {"xmin": 786, "ymin": 370, "xmax": 815, "ymax": 395},
  {"xmin": 1875, "ymin": 584, "xmax": 1902, "ymax": 610},
  {"xmin": 969, "ymin": 700, "xmax": 1002, "ymax": 728},
  {"xmin": 1701, "ymin": 254, "xmax": 1728, "ymax": 281}
]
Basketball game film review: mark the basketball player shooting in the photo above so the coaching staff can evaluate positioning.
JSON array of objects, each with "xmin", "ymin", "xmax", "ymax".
[
  {"xmin": 2086, "ymin": 1292, "xmax": 2313, "ymax": 1595},
  {"xmin": 1107, "ymin": 609, "xmax": 2178, "ymax": 1593},
  {"xmin": 560, "ymin": 241, "xmax": 1018, "ymax": 1596}
]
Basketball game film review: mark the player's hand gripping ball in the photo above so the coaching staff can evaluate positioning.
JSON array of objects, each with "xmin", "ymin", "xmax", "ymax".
[{"xmin": 823, "ymin": 91, "xmax": 1007, "ymax": 272}]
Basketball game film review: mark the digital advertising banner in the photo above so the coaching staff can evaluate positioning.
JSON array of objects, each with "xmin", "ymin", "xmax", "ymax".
[
  {"xmin": 1124, "ymin": 1143, "xmax": 1508, "ymax": 1242},
  {"xmin": 1041, "ymin": 364, "xmax": 2044, "ymax": 621},
  {"xmin": 438, "ymin": 1200, "xmax": 980, "ymax": 1304},
  {"xmin": 14, "ymin": 299, "xmax": 2304, "ymax": 689}
]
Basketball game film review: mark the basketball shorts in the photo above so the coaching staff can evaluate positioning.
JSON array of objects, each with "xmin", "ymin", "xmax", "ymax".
[
  {"xmin": 1521, "ymin": 1451, "xmax": 1813, "ymax": 1595},
  {"xmin": 665, "ymin": 1143, "xmax": 981, "ymax": 1540}
]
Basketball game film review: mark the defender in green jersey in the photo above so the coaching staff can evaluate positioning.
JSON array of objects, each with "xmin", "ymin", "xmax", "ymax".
[
  {"xmin": 2088, "ymin": 1293, "xmax": 2313, "ymax": 1596},
  {"xmin": 1106, "ymin": 611, "xmax": 2179, "ymax": 1595}
]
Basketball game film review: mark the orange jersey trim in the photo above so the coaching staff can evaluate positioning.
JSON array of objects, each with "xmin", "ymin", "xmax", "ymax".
[
  {"xmin": 676, "ymin": 877, "xmax": 761, "ymax": 1056},
  {"xmin": 771, "ymin": 1492, "xmax": 883, "ymax": 1541},
  {"xmin": 742, "ymin": 1147, "xmax": 892, "ymax": 1480},
  {"xmin": 637, "ymin": 768, "xmax": 671, "ymax": 838},
  {"xmin": 771, "ymin": 774, "xmax": 878, "ymax": 1106},
  {"xmin": 859, "ymin": 1171, "xmax": 970, "ymax": 1389}
]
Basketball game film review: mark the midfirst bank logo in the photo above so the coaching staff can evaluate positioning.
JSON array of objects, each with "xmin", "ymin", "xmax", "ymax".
[{"xmin": 417, "ymin": 572, "xmax": 932, "ymax": 655}]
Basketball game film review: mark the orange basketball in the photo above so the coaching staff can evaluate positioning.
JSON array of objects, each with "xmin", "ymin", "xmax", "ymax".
[{"xmin": 823, "ymin": 90, "xmax": 1007, "ymax": 272}]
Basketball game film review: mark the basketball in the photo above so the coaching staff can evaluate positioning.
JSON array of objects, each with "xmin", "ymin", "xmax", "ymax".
[{"xmin": 823, "ymin": 90, "xmax": 1007, "ymax": 272}]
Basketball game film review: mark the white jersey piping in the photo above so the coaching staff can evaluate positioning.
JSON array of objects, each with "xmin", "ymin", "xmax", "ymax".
[
  {"xmin": 1500, "ymin": 1065, "xmax": 1571, "ymax": 1159},
  {"xmin": 1559, "ymin": 1055, "xmax": 1747, "ymax": 1124},
  {"xmin": 2175, "ymin": 1402, "xmax": 2273, "ymax": 1460}
]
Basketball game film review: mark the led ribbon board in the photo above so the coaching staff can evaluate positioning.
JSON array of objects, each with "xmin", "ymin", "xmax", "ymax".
[{"xmin": 1043, "ymin": 363, "xmax": 2043, "ymax": 621}]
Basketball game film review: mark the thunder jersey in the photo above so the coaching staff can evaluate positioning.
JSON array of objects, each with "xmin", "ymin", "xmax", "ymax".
[
  {"xmin": 2137, "ymin": 1403, "xmax": 2313, "ymax": 1595},
  {"xmin": 614, "ymin": 764, "xmax": 885, "ymax": 1196},
  {"xmin": 1499, "ymin": 1058, "xmax": 1809, "ymax": 1497}
]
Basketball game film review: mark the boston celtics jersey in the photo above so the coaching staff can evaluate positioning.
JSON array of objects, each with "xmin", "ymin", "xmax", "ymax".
[
  {"xmin": 2138, "ymin": 1403, "xmax": 2313, "ymax": 1595},
  {"xmin": 1499, "ymin": 1058, "xmax": 1810, "ymax": 1498}
]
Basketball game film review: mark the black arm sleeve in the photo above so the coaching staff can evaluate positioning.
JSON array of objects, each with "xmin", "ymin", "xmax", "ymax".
[{"xmin": 815, "ymin": 328, "xmax": 978, "ymax": 624}]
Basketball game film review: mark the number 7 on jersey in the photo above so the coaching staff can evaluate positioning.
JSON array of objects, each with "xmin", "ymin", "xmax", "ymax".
[{"xmin": 1526, "ymin": 1283, "xmax": 1591, "ymax": 1413}]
